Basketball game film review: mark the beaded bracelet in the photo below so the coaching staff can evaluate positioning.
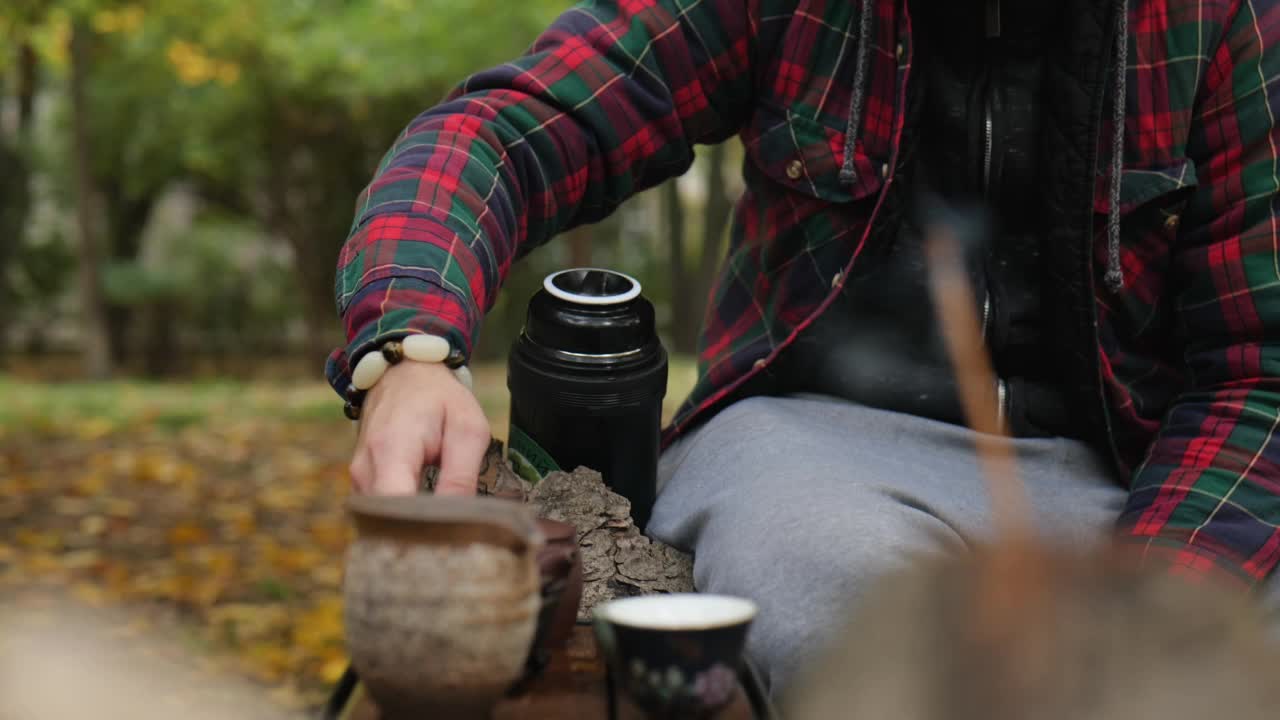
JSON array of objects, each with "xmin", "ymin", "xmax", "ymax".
[{"xmin": 343, "ymin": 334, "xmax": 471, "ymax": 420}]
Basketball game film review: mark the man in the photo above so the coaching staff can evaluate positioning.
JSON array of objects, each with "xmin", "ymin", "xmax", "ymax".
[{"xmin": 331, "ymin": 0, "xmax": 1280, "ymax": 694}]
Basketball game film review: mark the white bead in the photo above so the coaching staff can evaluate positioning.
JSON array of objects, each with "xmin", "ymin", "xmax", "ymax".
[
  {"xmin": 452, "ymin": 365, "xmax": 473, "ymax": 392},
  {"xmin": 402, "ymin": 334, "xmax": 452, "ymax": 363},
  {"xmin": 352, "ymin": 351, "xmax": 390, "ymax": 390}
]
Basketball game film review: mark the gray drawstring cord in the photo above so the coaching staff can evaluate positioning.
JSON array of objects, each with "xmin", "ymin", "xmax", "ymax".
[
  {"xmin": 1105, "ymin": 0, "xmax": 1129, "ymax": 292},
  {"xmin": 839, "ymin": 0, "xmax": 875, "ymax": 185}
]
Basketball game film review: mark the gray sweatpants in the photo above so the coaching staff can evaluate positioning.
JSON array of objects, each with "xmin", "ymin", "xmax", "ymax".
[{"xmin": 647, "ymin": 395, "xmax": 1280, "ymax": 695}]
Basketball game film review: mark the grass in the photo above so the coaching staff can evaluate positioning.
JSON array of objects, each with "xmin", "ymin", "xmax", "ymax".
[{"xmin": 0, "ymin": 355, "xmax": 699, "ymax": 439}]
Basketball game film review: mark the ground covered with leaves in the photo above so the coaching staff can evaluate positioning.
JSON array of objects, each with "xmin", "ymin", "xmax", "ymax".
[{"xmin": 0, "ymin": 360, "xmax": 694, "ymax": 712}]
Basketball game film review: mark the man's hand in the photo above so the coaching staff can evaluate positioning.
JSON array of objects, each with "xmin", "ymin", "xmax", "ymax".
[{"xmin": 348, "ymin": 360, "xmax": 490, "ymax": 496}]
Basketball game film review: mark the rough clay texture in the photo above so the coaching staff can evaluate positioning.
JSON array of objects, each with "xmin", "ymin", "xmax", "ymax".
[
  {"xmin": 343, "ymin": 539, "xmax": 539, "ymax": 699},
  {"xmin": 426, "ymin": 442, "xmax": 695, "ymax": 622}
]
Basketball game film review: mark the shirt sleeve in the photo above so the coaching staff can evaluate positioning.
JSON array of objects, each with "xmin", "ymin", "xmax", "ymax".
[
  {"xmin": 326, "ymin": 0, "xmax": 761, "ymax": 391},
  {"xmin": 1118, "ymin": 1, "xmax": 1280, "ymax": 588}
]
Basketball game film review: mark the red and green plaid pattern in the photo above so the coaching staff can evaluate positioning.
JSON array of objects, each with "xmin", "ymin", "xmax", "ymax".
[{"xmin": 330, "ymin": 0, "xmax": 1280, "ymax": 586}]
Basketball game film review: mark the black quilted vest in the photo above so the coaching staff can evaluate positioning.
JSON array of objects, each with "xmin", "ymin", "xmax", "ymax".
[{"xmin": 773, "ymin": 1, "xmax": 1090, "ymax": 439}]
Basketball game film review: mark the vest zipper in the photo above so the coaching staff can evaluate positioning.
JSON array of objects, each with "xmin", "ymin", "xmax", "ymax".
[
  {"xmin": 983, "ymin": 103, "xmax": 994, "ymax": 197},
  {"xmin": 981, "ymin": 66, "xmax": 1007, "ymax": 428},
  {"xmin": 977, "ymin": 37, "xmax": 1008, "ymax": 425},
  {"xmin": 994, "ymin": 375, "xmax": 1008, "ymax": 432}
]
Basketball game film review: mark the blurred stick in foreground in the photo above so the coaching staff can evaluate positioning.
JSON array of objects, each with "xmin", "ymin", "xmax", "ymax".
[{"xmin": 922, "ymin": 223, "xmax": 1028, "ymax": 539}]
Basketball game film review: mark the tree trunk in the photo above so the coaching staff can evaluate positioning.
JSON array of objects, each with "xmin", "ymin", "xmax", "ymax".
[
  {"xmin": 69, "ymin": 19, "xmax": 112, "ymax": 379},
  {"xmin": 260, "ymin": 95, "xmax": 363, "ymax": 368},
  {"xmin": 566, "ymin": 226, "xmax": 592, "ymax": 268},
  {"xmin": 696, "ymin": 143, "xmax": 732, "ymax": 334},
  {"xmin": 102, "ymin": 192, "xmax": 156, "ymax": 366},
  {"xmin": 663, "ymin": 179, "xmax": 696, "ymax": 353},
  {"xmin": 17, "ymin": 43, "xmax": 37, "ymax": 133},
  {"xmin": 141, "ymin": 300, "xmax": 178, "ymax": 377},
  {"xmin": 0, "ymin": 143, "xmax": 28, "ymax": 369}
]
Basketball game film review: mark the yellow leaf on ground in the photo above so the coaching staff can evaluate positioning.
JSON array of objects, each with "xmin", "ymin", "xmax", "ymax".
[
  {"xmin": 75, "ymin": 418, "xmax": 115, "ymax": 440},
  {"xmin": 53, "ymin": 496, "xmax": 93, "ymax": 516},
  {"xmin": 102, "ymin": 498, "xmax": 138, "ymax": 518},
  {"xmin": 0, "ymin": 476, "xmax": 25, "ymax": 498},
  {"xmin": 71, "ymin": 582, "xmax": 107, "ymax": 607},
  {"xmin": 292, "ymin": 596, "xmax": 344, "ymax": 653},
  {"xmin": 307, "ymin": 518, "xmax": 351, "ymax": 552},
  {"xmin": 98, "ymin": 562, "xmax": 132, "ymax": 595},
  {"xmin": 259, "ymin": 486, "xmax": 307, "ymax": 512},
  {"xmin": 168, "ymin": 523, "xmax": 211, "ymax": 546},
  {"xmin": 15, "ymin": 529, "xmax": 61, "ymax": 552},
  {"xmin": 319, "ymin": 653, "xmax": 348, "ymax": 685},
  {"xmin": 266, "ymin": 545, "xmax": 325, "ymax": 575},
  {"xmin": 209, "ymin": 603, "xmax": 291, "ymax": 644},
  {"xmin": 80, "ymin": 515, "xmax": 107, "ymax": 536},
  {"xmin": 69, "ymin": 468, "xmax": 107, "ymax": 497},
  {"xmin": 22, "ymin": 552, "xmax": 67, "ymax": 578},
  {"xmin": 246, "ymin": 643, "xmax": 293, "ymax": 683},
  {"xmin": 212, "ymin": 503, "xmax": 257, "ymax": 539},
  {"xmin": 62, "ymin": 549, "xmax": 102, "ymax": 571},
  {"xmin": 309, "ymin": 565, "xmax": 342, "ymax": 588}
]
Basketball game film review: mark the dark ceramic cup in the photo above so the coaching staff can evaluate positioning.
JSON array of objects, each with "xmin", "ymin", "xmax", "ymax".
[{"xmin": 593, "ymin": 593, "xmax": 758, "ymax": 719}]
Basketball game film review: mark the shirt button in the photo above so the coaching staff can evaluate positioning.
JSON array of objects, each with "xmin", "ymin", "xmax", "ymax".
[
  {"xmin": 1165, "ymin": 213, "xmax": 1180, "ymax": 229},
  {"xmin": 753, "ymin": 358, "xmax": 768, "ymax": 371},
  {"xmin": 785, "ymin": 159, "xmax": 804, "ymax": 180},
  {"xmin": 880, "ymin": 163, "xmax": 890, "ymax": 179},
  {"xmin": 831, "ymin": 271, "xmax": 843, "ymax": 288},
  {"xmin": 896, "ymin": 43, "xmax": 904, "ymax": 61}
]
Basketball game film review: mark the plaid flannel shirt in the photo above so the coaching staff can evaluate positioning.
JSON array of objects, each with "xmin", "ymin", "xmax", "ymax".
[{"xmin": 329, "ymin": 0, "xmax": 1280, "ymax": 586}]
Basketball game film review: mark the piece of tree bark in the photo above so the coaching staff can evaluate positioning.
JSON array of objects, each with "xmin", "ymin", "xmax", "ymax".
[
  {"xmin": 529, "ymin": 466, "xmax": 694, "ymax": 622},
  {"xmin": 425, "ymin": 442, "xmax": 695, "ymax": 622}
]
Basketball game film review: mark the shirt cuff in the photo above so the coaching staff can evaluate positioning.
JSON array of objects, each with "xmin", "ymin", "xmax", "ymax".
[
  {"xmin": 325, "ymin": 276, "xmax": 478, "ymax": 397},
  {"xmin": 1113, "ymin": 533, "xmax": 1257, "ymax": 592}
]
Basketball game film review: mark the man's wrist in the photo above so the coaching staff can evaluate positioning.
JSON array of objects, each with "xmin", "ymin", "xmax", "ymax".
[{"xmin": 343, "ymin": 334, "xmax": 471, "ymax": 420}]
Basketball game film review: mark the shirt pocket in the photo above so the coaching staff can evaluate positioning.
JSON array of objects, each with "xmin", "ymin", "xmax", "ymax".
[
  {"xmin": 1093, "ymin": 158, "xmax": 1198, "ymax": 226},
  {"xmin": 741, "ymin": 101, "xmax": 884, "ymax": 205}
]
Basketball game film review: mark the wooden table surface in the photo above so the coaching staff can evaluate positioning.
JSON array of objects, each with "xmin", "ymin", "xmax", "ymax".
[{"xmin": 332, "ymin": 625, "xmax": 758, "ymax": 719}]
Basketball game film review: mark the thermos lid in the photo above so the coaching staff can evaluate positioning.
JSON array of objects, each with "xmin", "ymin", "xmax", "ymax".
[
  {"xmin": 543, "ymin": 268, "xmax": 643, "ymax": 306},
  {"xmin": 523, "ymin": 268, "xmax": 658, "ymax": 358}
]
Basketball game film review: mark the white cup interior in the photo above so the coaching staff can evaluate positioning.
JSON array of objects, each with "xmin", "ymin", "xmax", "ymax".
[{"xmin": 596, "ymin": 593, "xmax": 758, "ymax": 631}]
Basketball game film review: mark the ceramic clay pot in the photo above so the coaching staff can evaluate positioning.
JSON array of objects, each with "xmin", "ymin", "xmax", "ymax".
[{"xmin": 342, "ymin": 495, "xmax": 543, "ymax": 719}]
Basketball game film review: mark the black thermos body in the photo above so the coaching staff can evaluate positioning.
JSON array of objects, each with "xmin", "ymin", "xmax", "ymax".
[{"xmin": 507, "ymin": 268, "xmax": 668, "ymax": 530}]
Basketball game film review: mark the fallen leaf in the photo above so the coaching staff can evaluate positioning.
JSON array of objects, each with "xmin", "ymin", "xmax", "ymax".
[
  {"xmin": 22, "ymin": 551, "xmax": 67, "ymax": 578},
  {"xmin": 54, "ymin": 496, "xmax": 93, "ymax": 516},
  {"xmin": 62, "ymin": 549, "xmax": 102, "ymax": 570},
  {"xmin": 309, "ymin": 565, "xmax": 342, "ymax": 588},
  {"xmin": 80, "ymin": 515, "xmax": 108, "ymax": 536},
  {"xmin": 306, "ymin": 519, "xmax": 350, "ymax": 552},
  {"xmin": 318, "ymin": 653, "xmax": 348, "ymax": 685},
  {"xmin": 72, "ymin": 582, "xmax": 108, "ymax": 607},
  {"xmin": 169, "ymin": 523, "xmax": 212, "ymax": 546},
  {"xmin": 75, "ymin": 418, "xmax": 116, "ymax": 440},
  {"xmin": 15, "ymin": 528, "xmax": 61, "ymax": 552},
  {"xmin": 103, "ymin": 498, "xmax": 138, "ymax": 517}
]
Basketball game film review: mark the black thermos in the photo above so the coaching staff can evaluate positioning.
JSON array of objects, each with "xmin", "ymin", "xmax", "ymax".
[{"xmin": 507, "ymin": 268, "xmax": 668, "ymax": 530}]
